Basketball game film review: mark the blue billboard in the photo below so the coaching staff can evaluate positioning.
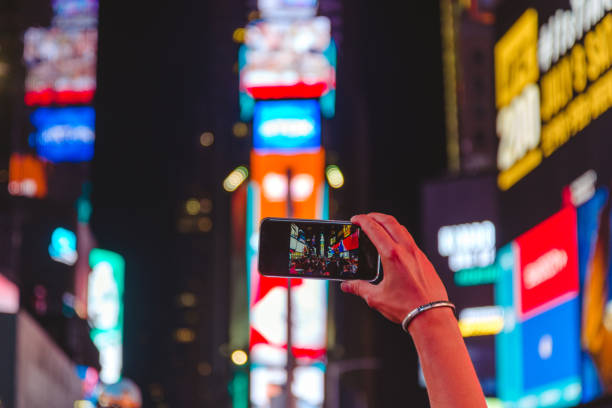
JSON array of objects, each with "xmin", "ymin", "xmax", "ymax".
[
  {"xmin": 30, "ymin": 107, "xmax": 95, "ymax": 163},
  {"xmin": 253, "ymin": 99, "xmax": 320, "ymax": 152}
]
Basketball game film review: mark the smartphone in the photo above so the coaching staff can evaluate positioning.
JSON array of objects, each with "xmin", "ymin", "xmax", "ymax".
[{"xmin": 258, "ymin": 217, "xmax": 381, "ymax": 281}]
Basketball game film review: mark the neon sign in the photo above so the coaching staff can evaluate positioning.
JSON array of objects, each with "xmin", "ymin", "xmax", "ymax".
[
  {"xmin": 88, "ymin": 249, "xmax": 124, "ymax": 384},
  {"xmin": 253, "ymin": 100, "xmax": 321, "ymax": 151},
  {"xmin": 49, "ymin": 227, "xmax": 78, "ymax": 265},
  {"xmin": 30, "ymin": 107, "xmax": 95, "ymax": 163}
]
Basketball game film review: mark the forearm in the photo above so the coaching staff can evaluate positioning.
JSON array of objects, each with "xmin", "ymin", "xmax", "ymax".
[{"xmin": 408, "ymin": 308, "xmax": 487, "ymax": 408}]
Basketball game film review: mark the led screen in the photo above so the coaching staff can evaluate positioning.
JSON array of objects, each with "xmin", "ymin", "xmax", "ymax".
[
  {"xmin": 257, "ymin": 0, "xmax": 318, "ymax": 19},
  {"xmin": 240, "ymin": 17, "xmax": 335, "ymax": 100},
  {"xmin": 23, "ymin": 27, "xmax": 98, "ymax": 105},
  {"xmin": 88, "ymin": 249, "xmax": 124, "ymax": 385},
  {"xmin": 30, "ymin": 107, "xmax": 95, "ymax": 163},
  {"xmin": 247, "ymin": 150, "xmax": 328, "ymax": 408},
  {"xmin": 245, "ymin": 18, "xmax": 331, "ymax": 53},
  {"xmin": 52, "ymin": 0, "xmax": 99, "ymax": 28},
  {"xmin": 253, "ymin": 100, "xmax": 321, "ymax": 152}
]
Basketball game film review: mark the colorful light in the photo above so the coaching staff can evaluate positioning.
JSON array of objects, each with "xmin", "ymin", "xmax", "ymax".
[
  {"xmin": 49, "ymin": 227, "xmax": 78, "ymax": 265},
  {"xmin": 88, "ymin": 249, "xmax": 125, "ymax": 384},
  {"xmin": 224, "ymin": 166, "xmax": 249, "ymax": 192},
  {"xmin": 253, "ymin": 100, "xmax": 321, "ymax": 152},
  {"xmin": 325, "ymin": 165, "xmax": 344, "ymax": 189},
  {"xmin": 30, "ymin": 107, "xmax": 96, "ymax": 163},
  {"xmin": 231, "ymin": 349, "xmax": 249, "ymax": 366}
]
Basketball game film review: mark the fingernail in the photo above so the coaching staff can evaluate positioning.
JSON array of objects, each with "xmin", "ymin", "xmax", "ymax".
[
  {"xmin": 340, "ymin": 282, "xmax": 349, "ymax": 292},
  {"xmin": 350, "ymin": 215, "xmax": 358, "ymax": 222}
]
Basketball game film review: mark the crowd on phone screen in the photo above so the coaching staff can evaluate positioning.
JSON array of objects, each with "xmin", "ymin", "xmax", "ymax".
[{"xmin": 289, "ymin": 253, "xmax": 358, "ymax": 278}]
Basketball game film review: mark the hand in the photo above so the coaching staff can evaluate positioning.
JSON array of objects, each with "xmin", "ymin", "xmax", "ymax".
[{"xmin": 341, "ymin": 213, "xmax": 449, "ymax": 324}]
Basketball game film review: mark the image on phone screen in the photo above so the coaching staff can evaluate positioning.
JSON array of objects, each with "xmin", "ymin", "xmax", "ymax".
[{"xmin": 288, "ymin": 222, "xmax": 360, "ymax": 278}]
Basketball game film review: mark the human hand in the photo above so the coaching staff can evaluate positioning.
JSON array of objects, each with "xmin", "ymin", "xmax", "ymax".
[{"xmin": 340, "ymin": 213, "xmax": 449, "ymax": 324}]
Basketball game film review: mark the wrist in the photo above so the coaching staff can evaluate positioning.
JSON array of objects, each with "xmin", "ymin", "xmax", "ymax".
[{"xmin": 406, "ymin": 306, "xmax": 457, "ymax": 338}]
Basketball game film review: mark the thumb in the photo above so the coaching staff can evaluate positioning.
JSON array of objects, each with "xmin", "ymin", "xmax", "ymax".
[{"xmin": 341, "ymin": 280, "xmax": 377, "ymax": 301}]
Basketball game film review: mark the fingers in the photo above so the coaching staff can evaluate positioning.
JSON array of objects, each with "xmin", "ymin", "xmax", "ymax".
[
  {"xmin": 340, "ymin": 280, "xmax": 379, "ymax": 307},
  {"xmin": 351, "ymin": 214, "xmax": 396, "ymax": 256},
  {"xmin": 368, "ymin": 212, "xmax": 415, "ymax": 247}
]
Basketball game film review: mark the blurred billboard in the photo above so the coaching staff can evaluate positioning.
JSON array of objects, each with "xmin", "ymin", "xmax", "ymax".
[{"xmin": 433, "ymin": 1, "xmax": 612, "ymax": 406}]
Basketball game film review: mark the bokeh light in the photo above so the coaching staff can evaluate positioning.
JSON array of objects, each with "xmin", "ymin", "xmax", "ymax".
[
  {"xmin": 231, "ymin": 349, "xmax": 248, "ymax": 366},
  {"xmin": 223, "ymin": 166, "xmax": 249, "ymax": 192},
  {"xmin": 325, "ymin": 165, "xmax": 344, "ymax": 188},
  {"xmin": 200, "ymin": 131, "xmax": 214, "ymax": 147}
]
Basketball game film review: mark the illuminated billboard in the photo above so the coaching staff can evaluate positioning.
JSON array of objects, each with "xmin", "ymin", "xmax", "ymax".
[
  {"xmin": 30, "ymin": 107, "xmax": 95, "ymax": 163},
  {"xmin": 88, "ymin": 249, "xmax": 124, "ymax": 385},
  {"xmin": 52, "ymin": 0, "xmax": 99, "ymax": 28},
  {"xmin": 257, "ymin": 0, "xmax": 318, "ymax": 19},
  {"xmin": 495, "ymin": 207, "xmax": 581, "ymax": 407},
  {"xmin": 239, "ymin": 16, "xmax": 335, "ymax": 101},
  {"xmin": 8, "ymin": 153, "xmax": 48, "ymax": 198},
  {"xmin": 247, "ymin": 150, "xmax": 328, "ymax": 407},
  {"xmin": 494, "ymin": 2, "xmax": 612, "ymax": 191},
  {"xmin": 23, "ymin": 27, "xmax": 98, "ymax": 106},
  {"xmin": 245, "ymin": 18, "xmax": 331, "ymax": 53},
  {"xmin": 253, "ymin": 99, "xmax": 321, "ymax": 152},
  {"xmin": 49, "ymin": 227, "xmax": 78, "ymax": 265}
]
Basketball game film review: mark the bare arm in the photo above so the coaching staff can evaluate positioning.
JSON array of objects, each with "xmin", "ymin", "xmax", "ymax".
[{"xmin": 341, "ymin": 213, "xmax": 486, "ymax": 408}]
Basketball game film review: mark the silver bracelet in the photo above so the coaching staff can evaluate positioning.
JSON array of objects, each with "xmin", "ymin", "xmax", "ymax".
[{"xmin": 401, "ymin": 301, "xmax": 456, "ymax": 333}]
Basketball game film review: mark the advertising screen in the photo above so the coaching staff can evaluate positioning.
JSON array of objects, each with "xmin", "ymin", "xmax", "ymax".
[
  {"xmin": 253, "ymin": 99, "xmax": 321, "ymax": 152},
  {"xmin": 240, "ymin": 16, "xmax": 335, "ymax": 100},
  {"xmin": 8, "ymin": 153, "xmax": 48, "ymax": 198},
  {"xmin": 247, "ymin": 150, "xmax": 327, "ymax": 408},
  {"xmin": 23, "ymin": 27, "xmax": 98, "ymax": 106},
  {"xmin": 88, "ymin": 249, "xmax": 124, "ymax": 385},
  {"xmin": 30, "ymin": 107, "xmax": 95, "ymax": 163},
  {"xmin": 52, "ymin": 0, "xmax": 99, "ymax": 28}
]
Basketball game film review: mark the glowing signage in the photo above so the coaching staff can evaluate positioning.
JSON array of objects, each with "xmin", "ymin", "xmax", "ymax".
[
  {"xmin": 30, "ymin": 107, "xmax": 95, "ymax": 163},
  {"xmin": 88, "ymin": 249, "xmax": 124, "ymax": 384},
  {"xmin": 253, "ymin": 100, "xmax": 321, "ymax": 151},
  {"xmin": 245, "ymin": 18, "xmax": 331, "ymax": 53},
  {"xmin": 257, "ymin": 0, "xmax": 318, "ymax": 19},
  {"xmin": 495, "ymin": 5, "xmax": 612, "ymax": 190},
  {"xmin": 8, "ymin": 153, "xmax": 48, "ymax": 198},
  {"xmin": 437, "ymin": 220, "xmax": 496, "ymax": 272},
  {"xmin": 458, "ymin": 306, "xmax": 504, "ymax": 338},
  {"xmin": 49, "ymin": 227, "xmax": 78, "ymax": 265},
  {"xmin": 495, "ymin": 208, "xmax": 581, "ymax": 407},
  {"xmin": 23, "ymin": 28, "xmax": 98, "ymax": 106},
  {"xmin": 52, "ymin": 0, "xmax": 99, "ymax": 28},
  {"xmin": 247, "ymin": 150, "xmax": 328, "ymax": 408},
  {"xmin": 240, "ymin": 49, "xmax": 334, "ymax": 100}
]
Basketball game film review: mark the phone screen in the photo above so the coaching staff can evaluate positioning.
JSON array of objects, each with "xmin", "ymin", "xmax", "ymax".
[{"xmin": 259, "ymin": 218, "xmax": 380, "ymax": 281}]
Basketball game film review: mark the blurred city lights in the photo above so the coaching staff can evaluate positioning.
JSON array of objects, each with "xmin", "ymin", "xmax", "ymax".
[
  {"xmin": 232, "ymin": 121, "xmax": 248, "ymax": 138},
  {"xmin": 231, "ymin": 349, "xmax": 248, "ymax": 366},
  {"xmin": 174, "ymin": 328, "xmax": 196, "ymax": 343},
  {"xmin": 200, "ymin": 198, "xmax": 213, "ymax": 213},
  {"xmin": 223, "ymin": 166, "xmax": 249, "ymax": 192},
  {"xmin": 74, "ymin": 401, "xmax": 95, "ymax": 408},
  {"xmin": 197, "ymin": 216, "xmax": 213, "ymax": 232},
  {"xmin": 262, "ymin": 172, "xmax": 288, "ymax": 202},
  {"xmin": 290, "ymin": 173, "xmax": 314, "ymax": 201},
  {"xmin": 88, "ymin": 249, "xmax": 125, "ymax": 385},
  {"xmin": 185, "ymin": 198, "xmax": 200, "ymax": 215},
  {"xmin": 0, "ymin": 273, "xmax": 19, "ymax": 314},
  {"xmin": 198, "ymin": 362, "xmax": 212, "ymax": 376},
  {"xmin": 325, "ymin": 165, "xmax": 344, "ymax": 188},
  {"xmin": 233, "ymin": 27, "xmax": 246, "ymax": 43},
  {"xmin": 49, "ymin": 227, "xmax": 78, "ymax": 265},
  {"xmin": 200, "ymin": 131, "xmax": 214, "ymax": 147},
  {"xmin": 178, "ymin": 292, "xmax": 197, "ymax": 307}
]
